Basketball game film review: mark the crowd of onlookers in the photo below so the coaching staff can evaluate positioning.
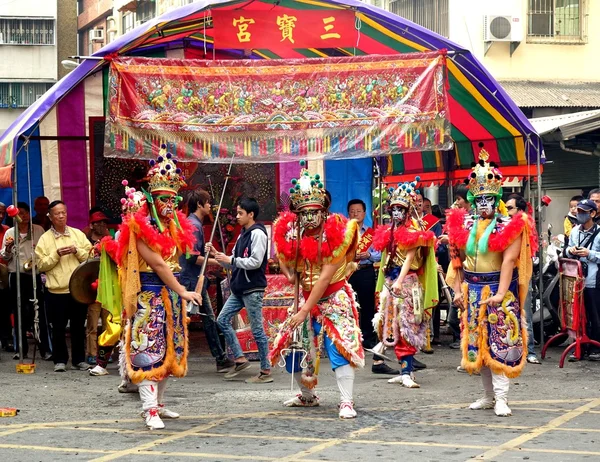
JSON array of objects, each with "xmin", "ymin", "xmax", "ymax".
[{"xmin": 1, "ymin": 186, "xmax": 599, "ymax": 373}]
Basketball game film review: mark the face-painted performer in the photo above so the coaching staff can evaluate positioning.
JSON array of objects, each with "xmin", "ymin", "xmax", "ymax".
[
  {"xmin": 445, "ymin": 149, "xmax": 537, "ymax": 417},
  {"xmin": 371, "ymin": 178, "xmax": 439, "ymax": 388},
  {"xmin": 270, "ymin": 161, "xmax": 364, "ymax": 419},
  {"xmin": 116, "ymin": 145, "xmax": 201, "ymax": 430}
]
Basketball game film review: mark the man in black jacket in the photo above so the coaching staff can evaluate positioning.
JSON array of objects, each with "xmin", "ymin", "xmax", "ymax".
[{"xmin": 209, "ymin": 198, "xmax": 272, "ymax": 383}]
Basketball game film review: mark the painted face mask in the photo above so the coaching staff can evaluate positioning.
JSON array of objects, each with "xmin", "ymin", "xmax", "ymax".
[
  {"xmin": 475, "ymin": 195, "xmax": 496, "ymax": 218},
  {"xmin": 154, "ymin": 194, "xmax": 177, "ymax": 220},
  {"xmin": 391, "ymin": 205, "xmax": 407, "ymax": 225},
  {"xmin": 299, "ymin": 208, "xmax": 324, "ymax": 230}
]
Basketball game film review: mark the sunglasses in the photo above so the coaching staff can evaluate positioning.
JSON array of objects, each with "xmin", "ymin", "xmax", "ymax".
[{"xmin": 506, "ymin": 206, "xmax": 515, "ymax": 211}]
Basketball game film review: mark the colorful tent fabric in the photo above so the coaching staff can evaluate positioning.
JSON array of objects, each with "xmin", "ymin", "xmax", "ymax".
[{"xmin": 0, "ymin": 0, "xmax": 542, "ymax": 226}]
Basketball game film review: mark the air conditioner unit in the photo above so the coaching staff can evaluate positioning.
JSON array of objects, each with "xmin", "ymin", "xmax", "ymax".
[
  {"xmin": 90, "ymin": 28, "xmax": 104, "ymax": 41},
  {"xmin": 483, "ymin": 15, "xmax": 523, "ymax": 42}
]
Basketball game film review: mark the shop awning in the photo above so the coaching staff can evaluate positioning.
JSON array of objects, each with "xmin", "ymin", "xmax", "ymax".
[{"xmin": 530, "ymin": 109, "xmax": 600, "ymax": 141}]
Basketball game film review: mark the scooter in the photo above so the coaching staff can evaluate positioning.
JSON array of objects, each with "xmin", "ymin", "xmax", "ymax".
[{"xmin": 531, "ymin": 224, "xmax": 562, "ymax": 344}]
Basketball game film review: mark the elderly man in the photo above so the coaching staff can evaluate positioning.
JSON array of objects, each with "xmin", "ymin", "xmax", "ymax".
[{"xmin": 35, "ymin": 200, "xmax": 92, "ymax": 372}]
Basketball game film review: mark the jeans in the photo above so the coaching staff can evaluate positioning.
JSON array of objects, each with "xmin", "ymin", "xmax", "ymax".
[
  {"xmin": 524, "ymin": 285, "xmax": 536, "ymax": 357},
  {"xmin": 217, "ymin": 291, "xmax": 270, "ymax": 371},
  {"xmin": 181, "ymin": 277, "xmax": 225, "ymax": 361}
]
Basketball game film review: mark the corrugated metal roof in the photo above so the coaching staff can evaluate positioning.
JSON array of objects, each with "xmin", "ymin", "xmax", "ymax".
[
  {"xmin": 530, "ymin": 109, "xmax": 600, "ymax": 137},
  {"xmin": 499, "ymin": 81, "xmax": 600, "ymax": 108}
]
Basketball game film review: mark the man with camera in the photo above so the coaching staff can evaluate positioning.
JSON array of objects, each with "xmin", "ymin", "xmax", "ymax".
[{"xmin": 566, "ymin": 199, "xmax": 600, "ymax": 361}]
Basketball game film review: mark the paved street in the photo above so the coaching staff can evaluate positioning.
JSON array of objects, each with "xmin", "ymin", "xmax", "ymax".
[{"xmin": 0, "ymin": 333, "xmax": 599, "ymax": 462}]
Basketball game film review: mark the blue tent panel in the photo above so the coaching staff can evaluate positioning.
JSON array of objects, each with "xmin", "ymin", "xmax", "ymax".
[{"xmin": 325, "ymin": 158, "xmax": 373, "ymax": 227}]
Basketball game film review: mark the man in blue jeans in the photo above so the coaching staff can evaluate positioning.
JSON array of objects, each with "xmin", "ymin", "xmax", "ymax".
[
  {"xmin": 180, "ymin": 189, "xmax": 235, "ymax": 373},
  {"xmin": 208, "ymin": 198, "xmax": 272, "ymax": 383}
]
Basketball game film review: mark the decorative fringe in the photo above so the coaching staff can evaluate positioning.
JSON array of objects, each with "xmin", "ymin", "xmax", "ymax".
[{"xmin": 461, "ymin": 283, "xmax": 485, "ymax": 375}]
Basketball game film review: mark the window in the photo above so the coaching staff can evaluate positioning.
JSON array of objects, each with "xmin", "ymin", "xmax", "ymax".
[
  {"xmin": 137, "ymin": 1, "xmax": 157, "ymax": 24},
  {"xmin": 389, "ymin": 0, "xmax": 449, "ymax": 37},
  {"xmin": 0, "ymin": 82, "xmax": 53, "ymax": 109},
  {"xmin": 122, "ymin": 12, "xmax": 136, "ymax": 34},
  {"xmin": 0, "ymin": 18, "xmax": 55, "ymax": 45},
  {"xmin": 528, "ymin": 0, "xmax": 587, "ymax": 43}
]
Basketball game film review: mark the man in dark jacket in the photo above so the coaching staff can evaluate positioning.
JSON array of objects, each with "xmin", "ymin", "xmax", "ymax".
[{"xmin": 209, "ymin": 198, "xmax": 272, "ymax": 383}]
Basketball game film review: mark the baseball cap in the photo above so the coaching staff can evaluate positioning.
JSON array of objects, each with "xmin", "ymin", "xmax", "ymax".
[
  {"xmin": 90, "ymin": 211, "xmax": 109, "ymax": 223},
  {"xmin": 577, "ymin": 199, "xmax": 597, "ymax": 212}
]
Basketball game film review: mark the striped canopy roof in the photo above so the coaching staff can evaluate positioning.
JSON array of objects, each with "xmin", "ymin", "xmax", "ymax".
[{"xmin": 0, "ymin": 0, "xmax": 542, "ymax": 173}]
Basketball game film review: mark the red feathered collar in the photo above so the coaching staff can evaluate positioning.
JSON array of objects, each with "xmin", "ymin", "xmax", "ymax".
[
  {"xmin": 372, "ymin": 224, "xmax": 434, "ymax": 251},
  {"xmin": 273, "ymin": 211, "xmax": 351, "ymax": 264},
  {"xmin": 116, "ymin": 205, "xmax": 196, "ymax": 264},
  {"xmin": 445, "ymin": 208, "xmax": 537, "ymax": 253}
]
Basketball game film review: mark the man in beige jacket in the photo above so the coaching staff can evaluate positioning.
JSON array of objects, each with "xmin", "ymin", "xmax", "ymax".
[{"xmin": 35, "ymin": 200, "xmax": 92, "ymax": 372}]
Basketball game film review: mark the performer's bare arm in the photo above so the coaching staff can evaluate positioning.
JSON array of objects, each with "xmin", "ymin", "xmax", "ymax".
[
  {"xmin": 280, "ymin": 263, "xmax": 296, "ymax": 285},
  {"xmin": 288, "ymin": 263, "xmax": 337, "ymax": 329},
  {"xmin": 391, "ymin": 247, "xmax": 416, "ymax": 295},
  {"xmin": 137, "ymin": 239, "xmax": 202, "ymax": 304},
  {"xmin": 480, "ymin": 236, "xmax": 521, "ymax": 307}
]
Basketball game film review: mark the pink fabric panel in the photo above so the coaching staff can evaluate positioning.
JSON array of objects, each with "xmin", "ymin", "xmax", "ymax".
[
  {"xmin": 57, "ymin": 82, "xmax": 89, "ymax": 229},
  {"xmin": 278, "ymin": 162, "xmax": 301, "ymax": 208}
]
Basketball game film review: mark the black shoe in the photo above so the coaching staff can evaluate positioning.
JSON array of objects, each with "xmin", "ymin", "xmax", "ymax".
[
  {"xmin": 412, "ymin": 358, "xmax": 427, "ymax": 370},
  {"xmin": 216, "ymin": 357, "xmax": 235, "ymax": 372},
  {"xmin": 588, "ymin": 352, "xmax": 600, "ymax": 361},
  {"xmin": 372, "ymin": 363, "xmax": 400, "ymax": 375}
]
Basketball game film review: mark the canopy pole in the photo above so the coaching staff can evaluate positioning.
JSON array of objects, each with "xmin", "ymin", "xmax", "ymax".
[{"xmin": 13, "ymin": 149, "xmax": 23, "ymax": 364}]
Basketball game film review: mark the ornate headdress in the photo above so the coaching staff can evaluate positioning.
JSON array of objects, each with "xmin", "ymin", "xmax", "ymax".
[
  {"xmin": 120, "ymin": 180, "xmax": 146, "ymax": 214},
  {"xmin": 289, "ymin": 160, "xmax": 326, "ymax": 211},
  {"xmin": 147, "ymin": 145, "xmax": 186, "ymax": 195},
  {"xmin": 466, "ymin": 148, "xmax": 503, "ymax": 198},
  {"xmin": 389, "ymin": 176, "xmax": 420, "ymax": 209}
]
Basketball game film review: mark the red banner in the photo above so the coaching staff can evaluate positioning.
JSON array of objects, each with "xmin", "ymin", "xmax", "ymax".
[
  {"xmin": 105, "ymin": 53, "xmax": 452, "ymax": 163},
  {"xmin": 212, "ymin": 9, "xmax": 357, "ymax": 49}
]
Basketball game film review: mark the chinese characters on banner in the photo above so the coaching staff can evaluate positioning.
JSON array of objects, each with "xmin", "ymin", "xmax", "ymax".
[
  {"xmin": 104, "ymin": 52, "xmax": 452, "ymax": 163},
  {"xmin": 212, "ymin": 10, "xmax": 357, "ymax": 49}
]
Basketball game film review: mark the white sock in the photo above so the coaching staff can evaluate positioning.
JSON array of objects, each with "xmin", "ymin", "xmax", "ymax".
[
  {"xmin": 480, "ymin": 367, "xmax": 495, "ymax": 398},
  {"xmin": 491, "ymin": 371, "xmax": 509, "ymax": 401},
  {"xmin": 335, "ymin": 364, "xmax": 355, "ymax": 404},
  {"xmin": 157, "ymin": 378, "xmax": 168, "ymax": 405},
  {"xmin": 138, "ymin": 380, "xmax": 159, "ymax": 412},
  {"xmin": 295, "ymin": 374, "xmax": 314, "ymax": 398}
]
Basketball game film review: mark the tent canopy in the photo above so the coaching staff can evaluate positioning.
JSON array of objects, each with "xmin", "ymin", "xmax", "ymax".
[{"xmin": 0, "ymin": 0, "xmax": 541, "ymax": 172}]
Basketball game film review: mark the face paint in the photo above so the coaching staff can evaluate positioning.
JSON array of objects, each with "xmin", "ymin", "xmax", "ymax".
[
  {"xmin": 155, "ymin": 194, "xmax": 176, "ymax": 219},
  {"xmin": 391, "ymin": 205, "xmax": 407, "ymax": 225},
  {"xmin": 298, "ymin": 208, "xmax": 324, "ymax": 230},
  {"xmin": 474, "ymin": 195, "xmax": 496, "ymax": 218}
]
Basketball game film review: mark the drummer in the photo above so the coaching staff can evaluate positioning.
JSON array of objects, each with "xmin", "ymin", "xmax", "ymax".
[{"xmin": 35, "ymin": 200, "xmax": 92, "ymax": 372}]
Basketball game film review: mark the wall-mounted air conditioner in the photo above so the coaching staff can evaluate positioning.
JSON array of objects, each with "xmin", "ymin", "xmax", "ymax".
[
  {"xmin": 483, "ymin": 15, "xmax": 523, "ymax": 42},
  {"xmin": 90, "ymin": 28, "xmax": 104, "ymax": 41}
]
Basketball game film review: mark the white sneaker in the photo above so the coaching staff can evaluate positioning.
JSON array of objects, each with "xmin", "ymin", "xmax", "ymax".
[
  {"xmin": 494, "ymin": 399, "xmax": 512, "ymax": 417},
  {"xmin": 89, "ymin": 365, "xmax": 109, "ymax": 376},
  {"xmin": 469, "ymin": 395, "xmax": 495, "ymax": 410},
  {"xmin": 339, "ymin": 401, "xmax": 357, "ymax": 419},
  {"xmin": 387, "ymin": 374, "xmax": 420, "ymax": 388},
  {"xmin": 144, "ymin": 408, "xmax": 165, "ymax": 430},
  {"xmin": 158, "ymin": 404, "xmax": 180, "ymax": 419},
  {"xmin": 283, "ymin": 393, "xmax": 319, "ymax": 407}
]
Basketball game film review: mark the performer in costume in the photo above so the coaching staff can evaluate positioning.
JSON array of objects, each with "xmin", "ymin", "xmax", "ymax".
[
  {"xmin": 270, "ymin": 162, "xmax": 364, "ymax": 419},
  {"xmin": 116, "ymin": 145, "xmax": 202, "ymax": 429},
  {"xmin": 372, "ymin": 179, "xmax": 438, "ymax": 388},
  {"xmin": 445, "ymin": 149, "xmax": 536, "ymax": 417}
]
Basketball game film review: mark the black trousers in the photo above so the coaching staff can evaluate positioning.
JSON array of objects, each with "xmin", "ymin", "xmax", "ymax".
[
  {"xmin": 0, "ymin": 287, "xmax": 13, "ymax": 349},
  {"xmin": 349, "ymin": 266, "xmax": 377, "ymax": 348},
  {"xmin": 584, "ymin": 287, "xmax": 600, "ymax": 354},
  {"xmin": 46, "ymin": 292, "xmax": 87, "ymax": 366},
  {"xmin": 9, "ymin": 272, "xmax": 50, "ymax": 356}
]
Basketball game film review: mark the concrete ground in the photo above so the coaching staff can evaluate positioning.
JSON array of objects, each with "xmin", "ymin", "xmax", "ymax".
[{"xmin": 0, "ymin": 332, "xmax": 599, "ymax": 462}]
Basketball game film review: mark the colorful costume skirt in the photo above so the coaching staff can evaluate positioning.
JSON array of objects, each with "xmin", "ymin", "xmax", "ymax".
[
  {"xmin": 269, "ymin": 282, "xmax": 364, "ymax": 389},
  {"xmin": 461, "ymin": 270, "xmax": 527, "ymax": 378},
  {"xmin": 125, "ymin": 272, "xmax": 188, "ymax": 384},
  {"xmin": 374, "ymin": 271, "xmax": 427, "ymax": 353}
]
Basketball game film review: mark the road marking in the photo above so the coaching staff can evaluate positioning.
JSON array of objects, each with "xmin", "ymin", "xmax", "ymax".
[
  {"xmin": 475, "ymin": 398, "xmax": 600, "ymax": 460},
  {"xmin": 419, "ymin": 398, "xmax": 594, "ymax": 410},
  {"xmin": 0, "ymin": 426, "xmax": 43, "ymax": 437},
  {"xmin": 349, "ymin": 424, "xmax": 382, "ymax": 437},
  {"xmin": 0, "ymin": 443, "xmax": 114, "ymax": 454},
  {"xmin": 89, "ymin": 417, "xmax": 231, "ymax": 462}
]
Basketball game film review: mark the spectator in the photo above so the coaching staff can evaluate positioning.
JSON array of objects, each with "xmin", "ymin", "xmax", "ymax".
[
  {"xmin": 35, "ymin": 200, "xmax": 92, "ymax": 372},
  {"xmin": 565, "ymin": 199, "xmax": 600, "ymax": 361},
  {"xmin": 210, "ymin": 198, "xmax": 272, "ymax": 383},
  {"xmin": 85, "ymin": 210, "xmax": 111, "ymax": 365},
  {"xmin": 347, "ymin": 199, "xmax": 397, "ymax": 375},
  {"xmin": 0, "ymin": 201, "xmax": 11, "ymax": 353},
  {"xmin": 32, "ymin": 196, "xmax": 51, "ymax": 231},
  {"xmin": 506, "ymin": 193, "xmax": 540, "ymax": 364},
  {"xmin": 179, "ymin": 189, "xmax": 234, "ymax": 373},
  {"xmin": 564, "ymin": 195, "xmax": 584, "ymax": 237}
]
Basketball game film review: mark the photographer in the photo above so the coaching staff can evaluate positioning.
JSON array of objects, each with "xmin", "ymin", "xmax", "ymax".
[{"xmin": 566, "ymin": 199, "xmax": 600, "ymax": 361}]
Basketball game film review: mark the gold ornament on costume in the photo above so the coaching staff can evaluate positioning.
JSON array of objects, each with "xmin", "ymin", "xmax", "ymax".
[
  {"xmin": 147, "ymin": 145, "xmax": 186, "ymax": 195},
  {"xmin": 466, "ymin": 148, "xmax": 503, "ymax": 197},
  {"xmin": 389, "ymin": 176, "xmax": 420, "ymax": 209},
  {"xmin": 289, "ymin": 160, "xmax": 326, "ymax": 211}
]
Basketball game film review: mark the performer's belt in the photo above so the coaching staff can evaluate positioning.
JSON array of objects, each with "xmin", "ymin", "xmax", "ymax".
[
  {"xmin": 463, "ymin": 269, "xmax": 517, "ymax": 284},
  {"xmin": 303, "ymin": 279, "xmax": 345, "ymax": 302}
]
